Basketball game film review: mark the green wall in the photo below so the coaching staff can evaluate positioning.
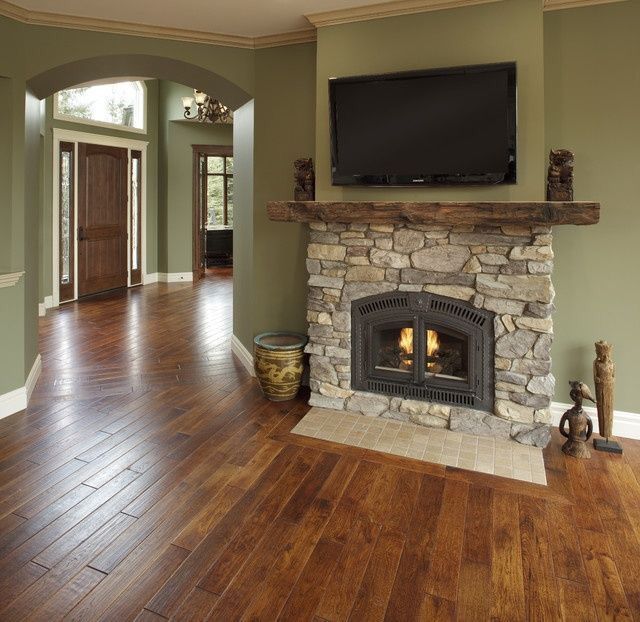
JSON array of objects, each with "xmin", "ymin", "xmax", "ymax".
[
  {"xmin": 315, "ymin": 0, "xmax": 545, "ymax": 201},
  {"xmin": 0, "ymin": 14, "xmax": 257, "ymax": 396},
  {"xmin": 2, "ymin": 2, "xmax": 639, "ymax": 417},
  {"xmin": 231, "ymin": 42, "xmax": 318, "ymax": 348},
  {"xmin": 157, "ymin": 80, "xmax": 233, "ymax": 274},
  {"xmin": 251, "ymin": 44, "xmax": 316, "ymax": 339},
  {"xmin": 545, "ymin": 0, "xmax": 640, "ymax": 412},
  {"xmin": 232, "ymin": 101, "xmax": 255, "ymax": 349}
]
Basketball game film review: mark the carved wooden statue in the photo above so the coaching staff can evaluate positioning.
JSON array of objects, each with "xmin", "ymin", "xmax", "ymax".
[
  {"xmin": 559, "ymin": 380, "xmax": 594, "ymax": 459},
  {"xmin": 547, "ymin": 149, "xmax": 574, "ymax": 201},
  {"xmin": 593, "ymin": 341, "xmax": 622, "ymax": 453},
  {"xmin": 294, "ymin": 158, "xmax": 315, "ymax": 201}
]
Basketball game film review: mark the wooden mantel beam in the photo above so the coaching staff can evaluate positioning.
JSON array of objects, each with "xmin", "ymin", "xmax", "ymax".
[{"xmin": 266, "ymin": 201, "xmax": 600, "ymax": 226}]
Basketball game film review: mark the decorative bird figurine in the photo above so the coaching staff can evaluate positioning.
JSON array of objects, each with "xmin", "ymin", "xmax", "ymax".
[{"xmin": 569, "ymin": 380, "xmax": 596, "ymax": 408}]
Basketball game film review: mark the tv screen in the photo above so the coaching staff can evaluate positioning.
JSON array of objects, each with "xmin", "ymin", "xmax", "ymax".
[{"xmin": 329, "ymin": 62, "xmax": 517, "ymax": 186}]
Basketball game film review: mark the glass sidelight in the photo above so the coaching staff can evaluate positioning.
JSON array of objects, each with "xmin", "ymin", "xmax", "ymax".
[
  {"xmin": 130, "ymin": 150, "xmax": 142, "ymax": 285},
  {"xmin": 59, "ymin": 141, "xmax": 75, "ymax": 302}
]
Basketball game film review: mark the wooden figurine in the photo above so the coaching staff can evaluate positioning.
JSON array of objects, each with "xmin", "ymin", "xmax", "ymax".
[
  {"xmin": 593, "ymin": 340, "xmax": 622, "ymax": 453},
  {"xmin": 294, "ymin": 158, "xmax": 315, "ymax": 201},
  {"xmin": 547, "ymin": 149, "xmax": 574, "ymax": 201},
  {"xmin": 559, "ymin": 380, "xmax": 594, "ymax": 459}
]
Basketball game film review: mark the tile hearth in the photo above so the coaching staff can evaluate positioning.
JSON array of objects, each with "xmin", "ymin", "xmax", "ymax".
[{"xmin": 293, "ymin": 407, "xmax": 547, "ymax": 485}]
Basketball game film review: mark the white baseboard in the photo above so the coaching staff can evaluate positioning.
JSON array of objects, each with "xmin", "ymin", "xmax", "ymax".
[
  {"xmin": 144, "ymin": 272, "xmax": 193, "ymax": 284},
  {"xmin": 0, "ymin": 354, "xmax": 42, "ymax": 420},
  {"xmin": 551, "ymin": 401, "xmax": 640, "ymax": 441},
  {"xmin": 160, "ymin": 272, "xmax": 193, "ymax": 283},
  {"xmin": 38, "ymin": 295, "xmax": 54, "ymax": 317},
  {"xmin": 231, "ymin": 334, "xmax": 255, "ymax": 377}
]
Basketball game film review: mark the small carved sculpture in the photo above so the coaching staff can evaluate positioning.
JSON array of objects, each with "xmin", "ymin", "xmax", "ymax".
[
  {"xmin": 294, "ymin": 158, "xmax": 315, "ymax": 201},
  {"xmin": 547, "ymin": 149, "xmax": 574, "ymax": 201},
  {"xmin": 559, "ymin": 380, "xmax": 594, "ymax": 459},
  {"xmin": 593, "ymin": 341, "xmax": 622, "ymax": 453}
]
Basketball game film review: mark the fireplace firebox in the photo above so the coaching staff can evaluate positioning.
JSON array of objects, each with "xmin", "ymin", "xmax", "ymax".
[{"xmin": 351, "ymin": 292, "xmax": 494, "ymax": 411}]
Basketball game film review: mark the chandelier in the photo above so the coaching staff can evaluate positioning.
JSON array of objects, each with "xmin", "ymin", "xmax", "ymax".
[{"xmin": 182, "ymin": 90, "xmax": 232, "ymax": 124}]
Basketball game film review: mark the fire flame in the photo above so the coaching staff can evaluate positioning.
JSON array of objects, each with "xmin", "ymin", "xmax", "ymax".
[
  {"xmin": 398, "ymin": 328, "xmax": 413, "ymax": 356},
  {"xmin": 427, "ymin": 330, "xmax": 440, "ymax": 358},
  {"xmin": 398, "ymin": 328, "xmax": 440, "ymax": 362}
]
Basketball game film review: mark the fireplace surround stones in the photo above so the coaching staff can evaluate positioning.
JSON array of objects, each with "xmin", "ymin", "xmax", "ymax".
[
  {"xmin": 268, "ymin": 200, "xmax": 598, "ymax": 451},
  {"xmin": 305, "ymin": 222, "xmax": 556, "ymax": 447}
]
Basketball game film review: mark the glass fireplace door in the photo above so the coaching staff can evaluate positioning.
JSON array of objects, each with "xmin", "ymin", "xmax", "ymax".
[
  {"xmin": 423, "ymin": 325, "xmax": 469, "ymax": 384},
  {"xmin": 370, "ymin": 320, "xmax": 422, "ymax": 385}
]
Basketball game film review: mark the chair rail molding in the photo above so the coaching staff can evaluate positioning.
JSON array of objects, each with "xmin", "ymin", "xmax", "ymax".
[{"xmin": 0, "ymin": 271, "xmax": 25, "ymax": 288}]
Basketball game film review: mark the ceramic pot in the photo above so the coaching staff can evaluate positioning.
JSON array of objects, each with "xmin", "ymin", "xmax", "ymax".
[{"xmin": 253, "ymin": 332, "xmax": 308, "ymax": 401}]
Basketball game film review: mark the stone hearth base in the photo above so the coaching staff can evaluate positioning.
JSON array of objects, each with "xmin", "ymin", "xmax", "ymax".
[
  {"xmin": 305, "ymin": 222, "xmax": 556, "ymax": 448},
  {"xmin": 293, "ymin": 407, "xmax": 547, "ymax": 485}
]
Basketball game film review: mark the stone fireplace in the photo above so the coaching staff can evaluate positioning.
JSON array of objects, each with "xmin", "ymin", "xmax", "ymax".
[
  {"xmin": 267, "ymin": 199, "xmax": 600, "ymax": 450},
  {"xmin": 305, "ymin": 222, "xmax": 557, "ymax": 447}
]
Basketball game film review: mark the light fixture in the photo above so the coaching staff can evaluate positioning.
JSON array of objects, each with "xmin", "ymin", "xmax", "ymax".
[{"xmin": 182, "ymin": 89, "xmax": 232, "ymax": 124}]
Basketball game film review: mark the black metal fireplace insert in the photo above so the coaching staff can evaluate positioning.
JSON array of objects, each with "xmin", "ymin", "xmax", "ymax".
[{"xmin": 351, "ymin": 291, "xmax": 494, "ymax": 411}]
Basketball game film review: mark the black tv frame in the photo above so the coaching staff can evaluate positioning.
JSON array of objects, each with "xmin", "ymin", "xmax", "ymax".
[{"xmin": 329, "ymin": 62, "xmax": 517, "ymax": 187}]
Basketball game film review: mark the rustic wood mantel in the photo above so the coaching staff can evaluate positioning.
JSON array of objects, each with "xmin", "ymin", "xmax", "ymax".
[{"xmin": 267, "ymin": 201, "xmax": 600, "ymax": 226}]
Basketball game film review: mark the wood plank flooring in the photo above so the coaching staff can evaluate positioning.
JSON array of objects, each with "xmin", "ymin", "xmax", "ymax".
[{"xmin": 0, "ymin": 267, "xmax": 639, "ymax": 620}]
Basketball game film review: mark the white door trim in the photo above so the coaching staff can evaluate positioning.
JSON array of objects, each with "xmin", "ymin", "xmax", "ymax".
[{"xmin": 52, "ymin": 128, "xmax": 149, "ymax": 306}]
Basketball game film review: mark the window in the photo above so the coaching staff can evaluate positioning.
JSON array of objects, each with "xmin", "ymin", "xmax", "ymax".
[
  {"xmin": 59, "ymin": 142, "xmax": 75, "ymax": 302},
  {"xmin": 202, "ymin": 154, "xmax": 234, "ymax": 228},
  {"xmin": 130, "ymin": 151, "xmax": 142, "ymax": 285},
  {"xmin": 54, "ymin": 80, "xmax": 146, "ymax": 132}
]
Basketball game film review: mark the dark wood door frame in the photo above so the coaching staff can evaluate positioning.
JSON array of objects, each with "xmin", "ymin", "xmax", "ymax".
[{"xmin": 192, "ymin": 144, "xmax": 233, "ymax": 280}]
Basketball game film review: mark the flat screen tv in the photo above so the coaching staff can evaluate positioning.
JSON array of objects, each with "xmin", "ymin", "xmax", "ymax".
[{"xmin": 329, "ymin": 62, "xmax": 517, "ymax": 186}]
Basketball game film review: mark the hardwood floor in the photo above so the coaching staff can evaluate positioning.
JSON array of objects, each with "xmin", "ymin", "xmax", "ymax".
[{"xmin": 0, "ymin": 268, "xmax": 639, "ymax": 620}]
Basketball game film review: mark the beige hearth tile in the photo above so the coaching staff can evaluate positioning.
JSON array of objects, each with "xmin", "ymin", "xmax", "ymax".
[{"xmin": 293, "ymin": 407, "xmax": 547, "ymax": 486}]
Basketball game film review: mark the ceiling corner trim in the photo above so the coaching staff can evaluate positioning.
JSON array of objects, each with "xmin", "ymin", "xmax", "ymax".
[
  {"xmin": 304, "ymin": 0, "xmax": 504, "ymax": 27},
  {"xmin": 542, "ymin": 0, "xmax": 627, "ymax": 10},
  {"xmin": 253, "ymin": 29, "xmax": 317, "ymax": 48},
  {"xmin": 303, "ymin": 0, "xmax": 629, "ymax": 26},
  {"xmin": 0, "ymin": 0, "xmax": 316, "ymax": 49}
]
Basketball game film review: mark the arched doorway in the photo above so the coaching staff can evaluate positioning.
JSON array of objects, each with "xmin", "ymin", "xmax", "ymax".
[{"xmin": 27, "ymin": 54, "xmax": 253, "ymax": 304}]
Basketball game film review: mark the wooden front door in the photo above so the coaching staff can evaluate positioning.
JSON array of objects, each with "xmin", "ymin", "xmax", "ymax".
[{"xmin": 77, "ymin": 143, "xmax": 128, "ymax": 297}]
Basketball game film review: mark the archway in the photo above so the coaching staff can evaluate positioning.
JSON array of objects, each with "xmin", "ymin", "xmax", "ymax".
[
  {"xmin": 25, "ymin": 52, "xmax": 255, "ymax": 356},
  {"xmin": 27, "ymin": 54, "xmax": 252, "ymax": 108}
]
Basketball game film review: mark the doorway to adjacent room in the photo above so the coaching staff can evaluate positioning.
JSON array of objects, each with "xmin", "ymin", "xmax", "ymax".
[{"xmin": 192, "ymin": 144, "xmax": 234, "ymax": 280}]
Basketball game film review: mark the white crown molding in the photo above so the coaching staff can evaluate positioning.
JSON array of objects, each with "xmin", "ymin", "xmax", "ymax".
[
  {"xmin": 305, "ymin": 0, "xmax": 627, "ymax": 26},
  {"xmin": 306, "ymin": 0, "xmax": 502, "ymax": 27},
  {"xmin": 0, "ymin": 0, "xmax": 316, "ymax": 49},
  {"xmin": 543, "ymin": 0, "xmax": 627, "ymax": 10},
  {"xmin": 551, "ymin": 401, "xmax": 640, "ymax": 441},
  {"xmin": 0, "ymin": 354, "xmax": 41, "ymax": 421},
  {"xmin": 0, "ymin": 0, "xmax": 626, "ymax": 46},
  {"xmin": 231, "ymin": 334, "xmax": 256, "ymax": 377},
  {"xmin": 0, "ymin": 271, "xmax": 24, "ymax": 289}
]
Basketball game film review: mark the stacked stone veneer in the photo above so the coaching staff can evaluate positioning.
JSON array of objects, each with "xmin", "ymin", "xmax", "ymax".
[{"xmin": 305, "ymin": 222, "xmax": 556, "ymax": 447}]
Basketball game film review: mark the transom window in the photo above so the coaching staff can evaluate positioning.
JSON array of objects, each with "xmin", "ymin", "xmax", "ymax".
[{"xmin": 54, "ymin": 80, "xmax": 146, "ymax": 132}]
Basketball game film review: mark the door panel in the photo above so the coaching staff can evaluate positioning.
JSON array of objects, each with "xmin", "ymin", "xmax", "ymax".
[{"xmin": 78, "ymin": 143, "xmax": 128, "ymax": 297}]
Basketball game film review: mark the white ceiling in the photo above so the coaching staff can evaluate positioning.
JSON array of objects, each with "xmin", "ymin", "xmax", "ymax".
[{"xmin": 10, "ymin": 0, "xmax": 395, "ymax": 37}]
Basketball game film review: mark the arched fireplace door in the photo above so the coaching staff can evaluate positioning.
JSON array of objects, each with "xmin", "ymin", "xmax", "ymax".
[{"xmin": 351, "ymin": 292, "xmax": 495, "ymax": 412}]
